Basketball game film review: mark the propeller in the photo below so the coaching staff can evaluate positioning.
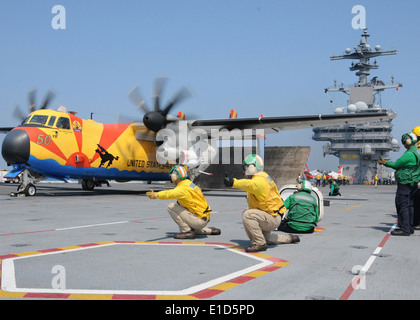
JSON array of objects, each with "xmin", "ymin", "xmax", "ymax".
[
  {"xmin": 12, "ymin": 88, "xmax": 56, "ymax": 122},
  {"xmin": 128, "ymin": 77, "xmax": 192, "ymax": 133}
]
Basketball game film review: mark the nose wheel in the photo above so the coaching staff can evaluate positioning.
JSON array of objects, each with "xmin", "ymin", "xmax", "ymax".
[
  {"xmin": 12, "ymin": 183, "xmax": 37, "ymax": 197},
  {"xmin": 23, "ymin": 183, "xmax": 37, "ymax": 196},
  {"xmin": 11, "ymin": 169, "xmax": 40, "ymax": 197}
]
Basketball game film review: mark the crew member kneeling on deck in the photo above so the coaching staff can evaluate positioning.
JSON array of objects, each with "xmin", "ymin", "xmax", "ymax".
[
  {"xmin": 277, "ymin": 180, "xmax": 319, "ymax": 234},
  {"xmin": 378, "ymin": 132, "xmax": 420, "ymax": 236},
  {"xmin": 224, "ymin": 154, "xmax": 300, "ymax": 252},
  {"xmin": 146, "ymin": 165, "xmax": 221, "ymax": 239},
  {"xmin": 328, "ymin": 178, "xmax": 341, "ymax": 196}
]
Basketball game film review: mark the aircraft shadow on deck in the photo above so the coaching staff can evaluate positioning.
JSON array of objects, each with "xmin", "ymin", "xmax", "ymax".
[{"xmin": 0, "ymin": 183, "xmax": 156, "ymax": 197}]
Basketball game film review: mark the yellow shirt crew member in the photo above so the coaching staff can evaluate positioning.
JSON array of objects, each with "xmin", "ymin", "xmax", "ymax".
[
  {"xmin": 157, "ymin": 179, "xmax": 211, "ymax": 219},
  {"xmin": 224, "ymin": 154, "xmax": 300, "ymax": 252},
  {"xmin": 233, "ymin": 171, "xmax": 286, "ymax": 217},
  {"xmin": 147, "ymin": 165, "xmax": 220, "ymax": 239}
]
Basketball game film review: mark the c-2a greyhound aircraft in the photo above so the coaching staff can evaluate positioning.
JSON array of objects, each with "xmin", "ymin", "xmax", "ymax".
[{"xmin": 0, "ymin": 78, "xmax": 395, "ymax": 196}]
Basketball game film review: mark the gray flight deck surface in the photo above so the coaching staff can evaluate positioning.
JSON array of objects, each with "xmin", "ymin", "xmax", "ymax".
[{"xmin": 0, "ymin": 181, "xmax": 419, "ymax": 300}]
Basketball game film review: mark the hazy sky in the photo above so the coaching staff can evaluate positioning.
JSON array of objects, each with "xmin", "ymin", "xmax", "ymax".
[{"xmin": 1, "ymin": 0, "xmax": 418, "ymax": 172}]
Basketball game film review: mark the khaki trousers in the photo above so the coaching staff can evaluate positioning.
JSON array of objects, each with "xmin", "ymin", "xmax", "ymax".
[
  {"xmin": 242, "ymin": 208, "xmax": 295, "ymax": 246},
  {"xmin": 167, "ymin": 202, "xmax": 212, "ymax": 234}
]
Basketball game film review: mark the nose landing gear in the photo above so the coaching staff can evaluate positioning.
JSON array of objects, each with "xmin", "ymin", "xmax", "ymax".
[{"xmin": 11, "ymin": 169, "xmax": 41, "ymax": 197}]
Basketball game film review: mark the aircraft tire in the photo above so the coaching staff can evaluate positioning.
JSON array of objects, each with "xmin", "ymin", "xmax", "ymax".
[
  {"xmin": 24, "ymin": 184, "xmax": 36, "ymax": 196},
  {"xmin": 82, "ymin": 179, "xmax": 95, "ymax": 191}
]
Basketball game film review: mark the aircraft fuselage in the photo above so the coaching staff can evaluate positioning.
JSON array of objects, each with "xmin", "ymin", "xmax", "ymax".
[{"xmin": 1, "ymin": 109, "xmax": 171, "ymax": 182}]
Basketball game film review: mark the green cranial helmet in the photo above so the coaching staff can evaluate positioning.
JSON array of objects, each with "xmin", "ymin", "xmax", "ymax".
[
  {"xmin": 299, "ymin": 180, "xmax": 313, "ymax": 193},
  {"xmin": 243, "ymin": 154, "xmax": 264, "ymax": 170},
  {"xmin": 401, "ymin": 132, "xmax": 418, "ymax": 145}
]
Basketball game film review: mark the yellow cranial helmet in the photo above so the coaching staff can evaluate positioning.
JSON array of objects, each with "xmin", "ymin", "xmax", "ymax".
[{"xmin": 412, "ymin": 127, "xmax": 420, "ymax": 147}]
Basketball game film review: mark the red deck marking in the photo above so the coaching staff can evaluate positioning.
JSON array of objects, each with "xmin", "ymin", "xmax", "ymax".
[
  {"xmin": 229, "ymin": 276, "xmax": 255, "ymax": 284},
  {"xmin": 0, "ymin": 254, "xmax": 19, "ymax": 260},
  {"xmin": 191, "ymin": 288, "xmax": 223, "ymax": 299},
  {"xmin": 378, "ymin": 233, "xmax": 391, "ymax": 248},
  {"xmin": 0, "ymin": 229, "xmax": 55, "ymax": 237},
  {"xmin": 79, "ymin": 243, "xmax": 101, "ymax": 247},
  {"xmin": 260, "ymin": 265, "xmax": 282, "ymax": 272}
]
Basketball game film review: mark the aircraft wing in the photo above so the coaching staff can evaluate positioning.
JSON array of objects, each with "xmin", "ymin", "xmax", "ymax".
[{"xmin": 189, "ymin": 111, "xmax": 396, "ymax": 135}]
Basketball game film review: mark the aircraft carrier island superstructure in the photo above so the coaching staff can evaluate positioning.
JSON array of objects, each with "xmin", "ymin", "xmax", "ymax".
[{"xmin": 312, "ymin": 29, "xmax": 401, "ymax": 184}]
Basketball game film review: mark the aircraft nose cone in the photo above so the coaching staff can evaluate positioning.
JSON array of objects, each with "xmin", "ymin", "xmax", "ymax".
[{"xmin": 1, "ymin": 129, "xmax": 30, "ymax": 165}]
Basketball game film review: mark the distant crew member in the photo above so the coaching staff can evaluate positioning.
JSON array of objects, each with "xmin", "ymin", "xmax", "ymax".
[
  {"xmin": 328, "ymin": 179, "xmax": 341, "ymax": 196},
  {"xmin": 322, "ymin": 173, "xmax": 327, "ymax": 187},
  {"xmin": 378, "ymin": 132, "xmax": 420, "ymax": 236},
  {"xmin": 315, "ymin": 173, "xmax": 321, "ymax": 187},
  {"xmin": 146, "ymin": 165, "xmax": 221, "ymax": 239},
  {"xmin": 374, "ymin": 174, "xmax": 379, "ymax": 188},
  {"xmin": 277, "ymin": 180, "xmax": 319, "ymax": 234},
  {"xmin": 224, "ymin": 154, "xmax": 300, "ymax": 252}
]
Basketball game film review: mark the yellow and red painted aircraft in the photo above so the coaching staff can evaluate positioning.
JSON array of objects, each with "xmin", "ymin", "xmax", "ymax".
[{"xmin": 0, "ymin": 78, "xmax": 396, "ymax": 196}]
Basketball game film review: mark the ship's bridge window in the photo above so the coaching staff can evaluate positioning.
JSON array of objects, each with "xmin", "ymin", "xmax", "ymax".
[
  {"xmin": 56, "ymin": 117, "xmax": 70, "ymax": 129},
  {"xmin": 28, "ymin": 115, "xmax": 48, "ymax": 125}
]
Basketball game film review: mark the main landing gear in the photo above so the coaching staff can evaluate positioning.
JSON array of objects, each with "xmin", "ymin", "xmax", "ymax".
[{"xmin": 81, "ymin": 178, "xmax": 110, "ymax": 191}]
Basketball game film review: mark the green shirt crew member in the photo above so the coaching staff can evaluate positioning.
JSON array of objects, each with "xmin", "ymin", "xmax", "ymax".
[
  {"xmin": 278, "ymin": 181, "xmax": 319, "ymax": 233},
  {"xmin": 381, "ymin": 145, "xmax": 420, "ymax": 186},
  {"xmin": 328, "ymin": 179, "xmax": 341, "ymax": 196},
  {"xmin": 378, "ymin": 132, "xmax": 420, "ymax": 236}
]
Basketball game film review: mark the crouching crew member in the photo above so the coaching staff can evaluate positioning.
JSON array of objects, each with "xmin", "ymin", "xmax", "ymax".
[
  {"xmin": 328, "ymin": 178, "xmax": 341, "ymax": 196},
  {"xmin": 278, "ymin": 180, "xmax": 319, "ymax": 234},
  {"xmin": 146, "ymin": 165, "xmax": 221, "ymax": 239},
  {"xmin": 378, "ymin": 132, "xmax": 420, "ymax": 236},
  {"xmin": 224, "ymin": 154, "xmax": 300, "ymax": 252}
]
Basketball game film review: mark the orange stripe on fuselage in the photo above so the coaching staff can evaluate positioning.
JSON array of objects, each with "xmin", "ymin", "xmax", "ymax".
[
  {"xmin": 24, "ymin": 127, "xmax": 68, "ymax": 161},
  {"xmin": 90, "ymin": 123, "xmax": 131, "ymax": 163}
]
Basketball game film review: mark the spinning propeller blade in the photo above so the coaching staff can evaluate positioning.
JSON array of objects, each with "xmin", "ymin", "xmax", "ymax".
[
  {"xmin": 128, "ymin": 77, "xmax": 192, "ymax": 133},
  {"xmin": 12, "ymin": 88, "xmax": 56, "ymax": 123}
]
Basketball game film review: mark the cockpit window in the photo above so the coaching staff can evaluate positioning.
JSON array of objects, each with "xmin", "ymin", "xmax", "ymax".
[
  {"xmin": 56, "ymin": 117, "xmax": 70, "ymax": 129},
  {"xmin": 28, "ymin": 115, "xmax": 48, "ymax": 125},
  {"xmin": 22, "ymin": 116, "xmax": 31, "ymax": 124},
  {"xmin": 47, "ymin": 116, "xmax": 56, "ymax": 127}
]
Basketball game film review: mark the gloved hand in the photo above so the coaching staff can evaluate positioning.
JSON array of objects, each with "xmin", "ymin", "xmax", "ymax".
[
  {"xmin": 377, "ymin": 157, "xmax": 386, "ymax": 165},
  {"xmin": 224, "ymin": 174, "xmax": 234, "ymax": 188},
  {"xmin": 146, "ymin": 190, "xmax": 158, "ymax": 199}
]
